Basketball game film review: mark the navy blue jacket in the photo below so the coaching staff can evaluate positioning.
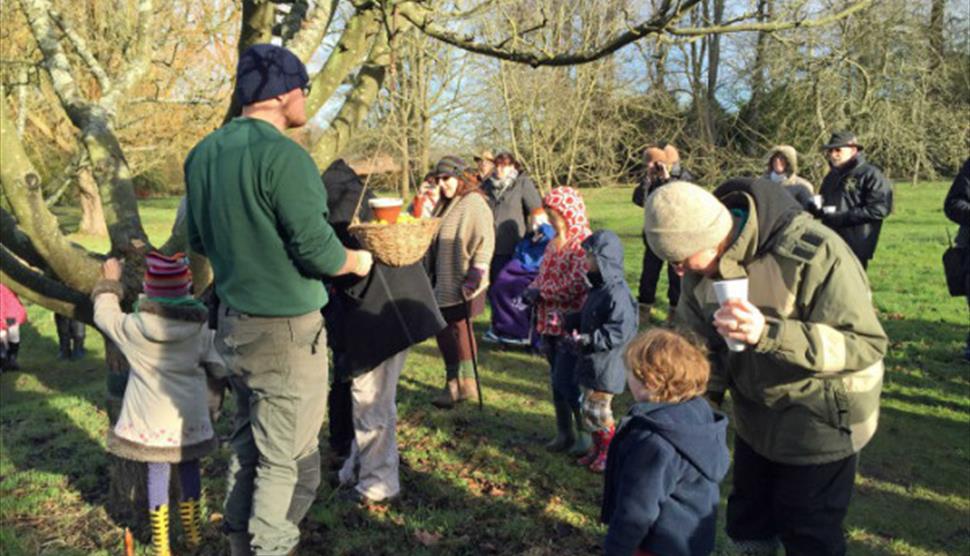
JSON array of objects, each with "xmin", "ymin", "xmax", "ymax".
[
  {"xmin": 601, "ymin": 398, "xmax": 730, "ymax": 556},
  {"xmin": 573, "ymin": 230, "xmax": 638, "ymax": 394}
]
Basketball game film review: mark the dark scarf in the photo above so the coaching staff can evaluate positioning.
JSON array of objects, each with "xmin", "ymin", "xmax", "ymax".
[{"xmin": 714, "ymin": 177, "xmax": 803, "ymax": 257}]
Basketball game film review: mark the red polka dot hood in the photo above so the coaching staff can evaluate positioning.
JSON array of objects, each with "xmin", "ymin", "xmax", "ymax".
[
  {"xmin": 531, "ymin": 186, "xmax": 592, "ymax": 336},
  {"xmin": 543, "ymin": 186, "xmax": 592, "ymax": 245}
]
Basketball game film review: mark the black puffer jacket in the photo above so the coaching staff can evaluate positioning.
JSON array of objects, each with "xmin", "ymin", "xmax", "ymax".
[
  {"xmin": 819, "ymin": 153, "xmax": 893, "ymax": 261},
  {"xmin": 632, "ymin": 163, "xmax": 696, "ymax": 207},
  {"xmin": 944, "ymin": 158, "xmax": 970, "ymax": 248}
]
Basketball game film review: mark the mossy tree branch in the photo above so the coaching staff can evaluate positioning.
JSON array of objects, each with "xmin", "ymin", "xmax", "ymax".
[
  {"xmin": 0, "ymin": 94, "xmax": 101, "ymax": 293},
  {"xmin": 18, "ymin": 0, "xmax": 150, "ymax": 253}
]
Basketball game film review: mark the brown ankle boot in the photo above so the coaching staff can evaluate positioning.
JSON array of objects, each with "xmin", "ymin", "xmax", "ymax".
[
  {"xmin": 458, "ymin": 377, "xmax": 479, "ymax": 402},
  {"xmin": 431, "ymin": 379, "xmax": 462, "ymax": 409},
  {"xmin": 637, "ymin": 303, "xmax": 652, "ymax": 326}
]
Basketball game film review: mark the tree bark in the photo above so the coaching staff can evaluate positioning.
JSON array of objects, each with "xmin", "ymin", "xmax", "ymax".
[
  {"xmin": 0, "ymin": 95, "xmax": 101, "ymax": 292},
  {"xmin": 77, "ymin": 167, "xmax": 108, "ymax": 237},
  {"xmin": 311, "ymin": 30, "xmax": 392, "ymax": 166},
  {"xmin": 929, "ymin": 0, "xmax": 945, "ymax": 71},
  {"xmin": 221, "ymin": 0, "xmax": 277, "ymax": 123},
  {"xmin": 19, "ymin": 0, "xmax": 149, "ymax": 254},
  {"xmin": 305, "ymin": 8, "xmax": 383, "ymax": 117}
]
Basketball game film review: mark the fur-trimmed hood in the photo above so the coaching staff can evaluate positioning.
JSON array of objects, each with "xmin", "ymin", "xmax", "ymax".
[
  {"xmin": 92, "ymin": 279, "xmax": 208, "ymax": 344},
  {"xmin": 133, "ymin": 297, "xmax": 208, "ymax": 344},
  {"xmin": 766, "ymin": 145, "xmax": 799, "ymax": 176}
]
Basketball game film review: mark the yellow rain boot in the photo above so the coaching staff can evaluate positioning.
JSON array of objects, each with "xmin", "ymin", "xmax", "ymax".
[
  {"xmin": 179, "ymin": 498, "xmax": 203, "ymax": 549},
  {"xmin": 149, "ymin": 504, "xmax": 172, "ymax": 556}
]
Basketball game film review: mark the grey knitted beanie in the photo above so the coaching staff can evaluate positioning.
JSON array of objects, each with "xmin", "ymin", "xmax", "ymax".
[{"xmin": 643, "ymin": 181, "xmax": 733, "ymax": 262}]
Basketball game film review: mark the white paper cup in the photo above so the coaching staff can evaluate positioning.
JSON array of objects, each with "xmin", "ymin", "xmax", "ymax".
[
  {"xmin": 812, "ymin": 195, "xmax": 823, "ymax": 209},
  {"xmin": 713, "ymin": 278, "xmax": 749, "ymax": 352},
  {"xmin": 822, "ymin": 205, "xmax": 837, "ymax": 215}
]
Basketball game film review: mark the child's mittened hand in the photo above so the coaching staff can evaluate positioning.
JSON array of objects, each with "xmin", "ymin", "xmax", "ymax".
[
  {"xmin": 546, "ymin": 310, "xmax": 561, "ymax": 328},
  {"xmin": 566, "ymin": 330, "xmax": 590, "ymax": 353},
  {"xmin": 521, "ymin": 288, "xmax": 541, "ymax": 306},
  {"xmin": 574, "ymin": 331, "xmax": 590, "ymax": 348},
  {"xmin": 102, "ymin": 258, "xmax": 123, "ymax": 281}
]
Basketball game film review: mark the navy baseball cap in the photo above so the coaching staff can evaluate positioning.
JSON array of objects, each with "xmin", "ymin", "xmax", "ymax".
[{"xmin": 234, "ymin": 44, "xmax": 309, "ymax": 106}]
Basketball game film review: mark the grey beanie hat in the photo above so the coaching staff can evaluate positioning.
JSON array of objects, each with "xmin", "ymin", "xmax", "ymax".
[{"xmin": 643, "ymin": 181, "xmax": 733, "ymax": 262}]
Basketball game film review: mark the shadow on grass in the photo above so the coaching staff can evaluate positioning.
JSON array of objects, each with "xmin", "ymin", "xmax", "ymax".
[
  {"xmin": 0, "ymin": 320, "xmax": 117, "ymax": 550},
  {"xmin": 308, "ymin": 408, "xmax": 604, "ymax": 555}
]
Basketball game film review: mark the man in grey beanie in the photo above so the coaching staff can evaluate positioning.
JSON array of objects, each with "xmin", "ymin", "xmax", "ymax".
[{"xmin": 643, "ymin": 179, "xmax": 887, "ymax": 556}]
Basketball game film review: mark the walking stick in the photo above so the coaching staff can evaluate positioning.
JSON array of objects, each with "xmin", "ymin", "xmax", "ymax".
[{"xmin": 464, "ymin": 298, "xmax": 484, "ymax": 410}]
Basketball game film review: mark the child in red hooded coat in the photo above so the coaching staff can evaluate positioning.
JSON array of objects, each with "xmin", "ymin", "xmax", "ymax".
[{"xmin": 523, "ymin": 186, "xmax": 593, "ymax": 457}]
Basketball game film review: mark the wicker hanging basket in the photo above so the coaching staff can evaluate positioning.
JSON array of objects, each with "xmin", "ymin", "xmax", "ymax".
[{"xmin": 348, "ymin": 217, "xmax": 440, "ymax": 267}]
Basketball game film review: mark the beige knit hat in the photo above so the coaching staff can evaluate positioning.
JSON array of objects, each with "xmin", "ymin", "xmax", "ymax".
[{"xmin": 643, "ymin": 181, "xmax": 733, "ymax": 262}]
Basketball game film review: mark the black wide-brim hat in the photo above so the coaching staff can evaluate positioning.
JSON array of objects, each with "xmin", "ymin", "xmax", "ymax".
[{"xmin": 822, "ymin": 131, "xmax": 864, "ymax": 150}]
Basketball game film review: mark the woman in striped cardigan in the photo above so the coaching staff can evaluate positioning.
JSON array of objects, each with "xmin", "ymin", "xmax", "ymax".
[{"xmin": 427, "ymin": 156, "xmax": 496, "ymax": 408}]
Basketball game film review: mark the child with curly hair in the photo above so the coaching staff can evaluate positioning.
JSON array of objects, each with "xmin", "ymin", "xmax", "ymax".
[{"xmin": 601, "ymin": 329, "xmax": 729, "ymax": 556}]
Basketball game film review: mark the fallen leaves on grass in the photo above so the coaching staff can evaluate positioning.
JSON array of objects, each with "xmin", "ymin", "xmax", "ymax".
[{"xmin": 414, "ymin": 529, "xmax": 442, "ymax": 546}]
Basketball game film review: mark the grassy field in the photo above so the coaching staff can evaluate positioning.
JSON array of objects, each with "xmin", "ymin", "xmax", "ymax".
[{"xmin": 1, "ymin": 183, "xmax": 967, "ymax": 555}]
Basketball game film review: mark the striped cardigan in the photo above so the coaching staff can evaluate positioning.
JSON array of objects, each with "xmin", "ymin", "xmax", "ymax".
[{"xmin": 431, "ymin": 193, "xmax": 495, "ymax": 307}]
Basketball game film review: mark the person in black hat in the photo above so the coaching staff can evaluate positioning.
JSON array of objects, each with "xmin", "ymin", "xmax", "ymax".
[
  {"xmin": 818, "ymin": 131, "xmax": 894, "ymax": 269},
  {"xmin": 184, "ymin": 44, "xmax": 374, "ymax": 556}
]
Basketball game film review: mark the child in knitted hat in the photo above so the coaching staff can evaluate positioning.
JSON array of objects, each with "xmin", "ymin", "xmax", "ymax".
[
  {"xmin": 91, "ymin": 252, "xmax": 223, "ymax": 556},
  {"xmin": 601, "ymin": 329, "xmax": 729, "ymax": 556}
]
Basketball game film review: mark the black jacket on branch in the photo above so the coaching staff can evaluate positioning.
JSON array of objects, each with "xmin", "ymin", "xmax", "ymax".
[
  {"xmin": 320, "ymin": 160, "xmax": 446, "ymax": 381},
  {"xmin": 944, "ymin": 158, "xmax": 970, "ymax": 248},
  {"xmin": 819, "ymin": 153, "xmax": 893, "ymax": 262}
]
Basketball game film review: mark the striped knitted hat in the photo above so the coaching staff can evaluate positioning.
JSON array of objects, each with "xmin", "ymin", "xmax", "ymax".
[
  {"xmin": 143, "ymin": 251, "xmax": 192, "ymax": 298},
  {"xmin": 433, "ymin": 155, "xmax": 471, "ymax": 178}
]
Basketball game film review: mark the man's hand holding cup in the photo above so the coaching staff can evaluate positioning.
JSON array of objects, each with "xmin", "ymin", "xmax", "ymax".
[
  {"xmin": 711, "ymin": 278, "xmax": 763, "ymax": 351},
  {"xmin": 713, "ymin": 299, "xmax": 766, "ymax": 349}
]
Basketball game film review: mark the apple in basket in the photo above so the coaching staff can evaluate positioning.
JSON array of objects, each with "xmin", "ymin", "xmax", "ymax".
[{"xmin": 368, "ymin": 197, "xmax": 403, "ymax": 224}]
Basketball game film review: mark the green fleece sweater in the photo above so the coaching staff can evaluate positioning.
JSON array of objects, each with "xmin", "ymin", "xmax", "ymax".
[{"xmin": 185, "ymin": 117, "xmax": 346, "ymax": 316}]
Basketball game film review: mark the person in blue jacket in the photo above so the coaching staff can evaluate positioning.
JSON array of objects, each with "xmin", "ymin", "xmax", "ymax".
[
  {"xmin": 601, "ymin": 328, "xmax": 730, "ymax": 556},
  {"xmin": 565, "ymin": 230, "xmax": 638, "ymax": 473}
]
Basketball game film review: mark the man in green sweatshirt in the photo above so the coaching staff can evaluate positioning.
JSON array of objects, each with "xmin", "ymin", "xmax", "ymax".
[
  {"xmin": 185, "ymin": 44, "xmax": 372, "ymax": 556},
  {"xmin": 643, "ymin": 178, "xmax": 887, "ymax": 556}
]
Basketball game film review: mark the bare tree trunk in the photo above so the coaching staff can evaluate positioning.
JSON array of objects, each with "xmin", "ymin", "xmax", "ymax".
[
  {"xmin": 745, "ymin": 0, "xmax": 772, "ymax": 145},
  {"xmin": 16, "ymin": 68, "xmax": 28, "ymax": 137},
  {"xmin": 929, "ymin": 0, "xmax": 945, "ymax": 71},
  {"xmin": 222, "ymin": 0, "xmax": 277, "ymax": 123},
  {"xmin": 77, "ymin": 167, "xmax": 108, "ymax": 236},
  {"xmin": 311, "ymin": 29, "xmax": 393, "ymax": 166},
  {"xmin": 704, "ymin": 0, "xmax": 724, "ymax": 144},
  {"xmin": 498, "ymin": 61, "xmax": 521, "ymax": 161}
]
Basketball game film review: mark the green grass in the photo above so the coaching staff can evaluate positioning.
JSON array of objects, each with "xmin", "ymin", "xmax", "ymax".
[{"xmin": 2, "ymin": 185, "xmax": 968, "ymax": 555}]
